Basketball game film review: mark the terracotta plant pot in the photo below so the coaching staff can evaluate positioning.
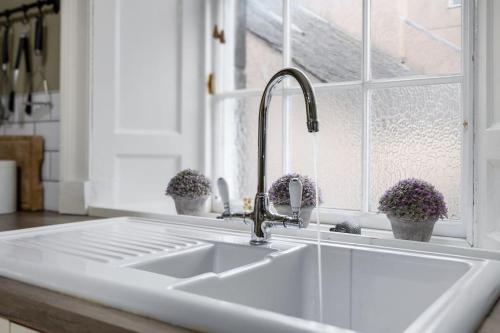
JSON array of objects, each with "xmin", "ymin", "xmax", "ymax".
[
  {"xmin": 387, "ymin": 214, "xmax": 437, "ymax": 242},
  {"xmin": 173, "ymin": 196, "xmax": 208, "ymax": 216},
  {"xmin": 273, "ymin": 205, "xmax": 314, "ymax": 228}
]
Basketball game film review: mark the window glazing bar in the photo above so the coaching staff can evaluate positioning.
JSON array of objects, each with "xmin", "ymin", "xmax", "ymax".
[
  {"xmin": 361, "ymin": 0, "xmax": 371, "ymax": 213},
  {"xmin": 282, "ymin": 0, "xmax": 291, "ymax": 174}
]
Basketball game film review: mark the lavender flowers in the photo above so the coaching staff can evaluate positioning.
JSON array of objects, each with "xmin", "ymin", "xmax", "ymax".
[
  {"xmin": 378, "ymin": 178, "xmax": 448, "ymax": 222},
  {"xmin": 269, "ymin": 173, "xmax": 322, "ymax": 208},
  {"xmin": 166, "ymin": 169, "xmax": 211, "ymax": 200}
]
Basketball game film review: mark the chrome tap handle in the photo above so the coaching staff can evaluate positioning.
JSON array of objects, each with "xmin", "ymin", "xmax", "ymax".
[
  {"xmin": 261, "ymin": 213, "xmax": 304, "ymax": 234},
  {"xmin": 289, "ymin": 178, "xmax": 302, "ymax": 219},
  {"xmin": 260, "ymin": 179, "xmax": 304, "ymax": 236},
  {"xmin": 217, "ymin": 177, "xmax": 231, "ymax": 214},
  {"xmin": 216, "ymin": 178, "xmax": 250, "ymax": 224}
]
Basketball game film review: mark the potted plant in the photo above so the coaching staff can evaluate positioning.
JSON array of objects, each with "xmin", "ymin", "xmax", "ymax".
[
  {"xmin": 378, "ymin": 178, "xmax": 448, "ymax": 242},
  {"xmin": 166, "ymin": 169, "xmax": 211, "ymax": 216},
  {"xmin": 269, "ymin": 173, "xmax": 322, "ymax": 227}
]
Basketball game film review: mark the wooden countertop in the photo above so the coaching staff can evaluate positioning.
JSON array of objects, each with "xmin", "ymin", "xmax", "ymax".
[
  {"xmin": 0, "ymin": 211, "xmax": 97, "ymax": 232},
  {"xmin": 0, "ymin": 277, "xmax": 195, "ymax": 333},
  {"xmin": 477, "ymin": 298, "xmax": 500, "ymax": 333}
]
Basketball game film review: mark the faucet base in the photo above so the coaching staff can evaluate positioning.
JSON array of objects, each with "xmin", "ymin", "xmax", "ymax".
[{"xmin": 249, "ymin": 239, "xmax": 269, "ymax": 245}]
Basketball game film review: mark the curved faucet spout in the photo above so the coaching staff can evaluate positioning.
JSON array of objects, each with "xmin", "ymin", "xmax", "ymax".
[
  {"xmin": 257, "ymin": 67, "xmax": 318, "ymax": 194},
  {"xmin": 218, "ymin": 67, "xmax": 319, "ymax": 245}
]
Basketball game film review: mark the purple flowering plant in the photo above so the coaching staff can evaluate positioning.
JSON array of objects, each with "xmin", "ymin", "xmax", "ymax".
[
  {"xmin": 166, "ymin": 169, "xmax": 211, "ymax": 200},
  {"xmin": 378, "ymin": 178, "xmax": 448, "ymax": 222},
  {"xmin": 269, "ymin": 173, "xmax": 323, "ymax": 208}
]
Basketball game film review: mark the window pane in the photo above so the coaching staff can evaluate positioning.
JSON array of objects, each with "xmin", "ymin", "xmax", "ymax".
[
  {"xmin": 371, "ymin": 0, "xmax": 462, "ymax": 79},
  {"xmin": 289, "ymin": 89, "xmax": 363, "ymax": 210},
  {"xmin": 223, "ymin": 0, "xmax": 283, "ymax": 91},
  {"xmin": 215, "ymin": 95, "xmax": 283, "ymax": 203},
  {"xmin": 291, "ymin": 0, "xmax": 362, "ymax": 83},
  {"xmin": 369, "ymin": 84, "xmax": 462, "ymax": 218}
]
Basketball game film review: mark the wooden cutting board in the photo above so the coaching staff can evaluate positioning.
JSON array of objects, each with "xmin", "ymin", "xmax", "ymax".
[{"xmin": 0, "ymin": 136, "xmax": 44, "ymax": 211}]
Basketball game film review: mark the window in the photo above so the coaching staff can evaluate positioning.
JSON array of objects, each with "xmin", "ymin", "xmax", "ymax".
[
  {"xmin": 449, "ymin": 0, "xmax": 462, "ymax": 8},
  {"xmin": 210, "ymin": 0, "xmax": 472, "ymax": 238}
]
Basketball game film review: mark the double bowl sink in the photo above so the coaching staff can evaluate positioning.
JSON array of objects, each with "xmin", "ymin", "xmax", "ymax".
[{"xmin": 0, "ymin": 217, "xmax": 498, "ymax": 333}]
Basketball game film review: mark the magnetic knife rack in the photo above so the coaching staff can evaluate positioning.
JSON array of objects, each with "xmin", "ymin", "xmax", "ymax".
[
  {"xmin": 0, "ymin": 0, "xmax": 59, "ymax": 21},
  {"xmin": 0, "ymin": 0, "xmax": 59, "ymax": 115}
]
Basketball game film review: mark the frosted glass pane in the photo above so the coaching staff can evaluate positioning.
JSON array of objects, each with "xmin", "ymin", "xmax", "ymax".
[
  {"xmin": 291, "ymin": 0, "xmax": 362, "ymax": 83},
  {"xmin": 290, "ymin": 89, "xmax": 362, "ymax": 210},
  {"xmin": 369, "ymin": 84, "xmax": 462, "ymax": 218},
  {"xmin": 224, "ymin": 0, "xmax": 283, "ymax": 90},
  {"xmin": 371, "ymin": 0, "xmax": 462, "ymax": 79},
  {"xmin": 216, "ymin": 96, "xmax": 283, "ymax": 202}
]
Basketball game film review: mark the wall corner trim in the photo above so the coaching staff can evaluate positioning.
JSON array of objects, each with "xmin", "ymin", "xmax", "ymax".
[
  {"xmin": 59, "ymin": 0, "xmax": 92, "ymax": 213},
  {"xmin": 59, "ymin": 181, "xmax": 90, "ymax": 215}
]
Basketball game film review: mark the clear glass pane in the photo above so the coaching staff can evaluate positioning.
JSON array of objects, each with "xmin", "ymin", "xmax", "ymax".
[
  {"xmin": 371, "ymin": 0, "xmax": 462, "ymax": 79},
  {"xmin": 291, "ymin": 0, "xmax": 362, "ymax": 83},
  {"xmin": 215, "ymin": 95, "xmax": 283, "ymax": 204},
  {"xmin": 369, "ymin": 84, "xmax": 462, "ymax": 218},
  {"xmin": 289, "ymin": 89, "xmax": 363, "ymax": 210},
  {"xmin": 223, "ymin": 0, "xmax": 283, "ymax": 91}
]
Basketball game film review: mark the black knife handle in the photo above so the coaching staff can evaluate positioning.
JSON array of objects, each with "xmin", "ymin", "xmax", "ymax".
[
  {"xmin": 35, "ymin": 16, "xmax": 43, "ymax": 54},
  {"xmin": 2, "ymin": 26, "xmax": 9, "ymax": 65},
  {"xmin": 23, "ymin": 37, "xmax": 31, "ymax": 74},
  {"xmin": 8, "ymin": 91, "xmax": 14, "ymax": 112},
  {"xmin": 14, "ymin": 36, "xmax": 24, "ymax": 70},
  {"xmin": 25, "ymin": 93, "xmax": 31, "ymax": 115}
]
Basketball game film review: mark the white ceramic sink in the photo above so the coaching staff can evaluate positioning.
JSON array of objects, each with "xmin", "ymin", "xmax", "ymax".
[
  {"xmin": 130, "ymin": 242, "xmax": 277, "ymax": 278},
  {"xmin": 175, "ymin": 243, "xmax": 471, "ymax": 333},
  {"xmin": 0, "ymin": 217, "xmax": 498, "ymax": 333}
]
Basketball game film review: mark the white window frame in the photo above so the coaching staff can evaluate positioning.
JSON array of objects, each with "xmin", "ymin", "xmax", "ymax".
[
  {"xmin": 449, "ymin": 0, "xmax": 462, "ymax": 9},
  {"xmin": 208, "ymin": 0, "xmax": 474, "ymax": 242}
]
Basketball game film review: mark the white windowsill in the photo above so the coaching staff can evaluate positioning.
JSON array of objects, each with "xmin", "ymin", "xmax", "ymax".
[{"xmin": 88, "ymin": 202, "xmax": 471, "ymax": 249}]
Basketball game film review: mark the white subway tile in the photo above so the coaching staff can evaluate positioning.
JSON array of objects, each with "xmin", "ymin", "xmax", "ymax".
[
  {"xmin": 50, "ymin": 152, "xmax": 60, "ymax": 181},
  {"xmin": 43, "ymin": 181, "xmax": 59, "ymax": 211},
  {"xmin": 4, "ymin": 123, "xmax": 35, "ymax": 135},
  {"xmin": 1, "ymin": 93, "xmax": 59, "ymax": 123},
  {"xmin": 0, "ymin": 98, "xmax": 10, "ymax": 124},
  {"xmin": 10, "ymin": 95, "xmax": 28, "ymax": 123},
  {"xmin": 42, "ymin": 152, "xmax": 51, "ymax": 181},
  {"xmin": 0, "ymin": 96, "xmax": 16, "ymax": 123},
  {"xmin": 3, "ymin": 111, "xmax": 16, "ymax": 123},
  {"xmin": 35, "ymin": 122, "xmax": 59, "ymax": 151},
  {"xmin": 25, "ymin": 91, "xmax": 57, "ymax": 122},
  {"xmin": 50, "ymin": 92, "xmax": 60, "ymax": 121}
]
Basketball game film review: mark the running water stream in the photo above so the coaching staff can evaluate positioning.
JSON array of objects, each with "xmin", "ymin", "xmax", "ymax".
[{"xmin": 312, "ymin": 133, "xmax": 323, "ymax": 323}]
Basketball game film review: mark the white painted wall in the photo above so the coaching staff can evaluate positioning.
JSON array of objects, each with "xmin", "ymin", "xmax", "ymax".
[{"xmin": 89, "ymin": 0, "xmax": 206, "ymax": 210}]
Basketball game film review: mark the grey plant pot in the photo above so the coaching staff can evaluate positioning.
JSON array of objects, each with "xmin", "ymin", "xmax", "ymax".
[
  {"xmin": 274, "ymin": 205, "xmax": 314, "ymax": 228},
  {"xmin": 387, "ymin": 214, "xmax": 437, "ymax": 242},
  {"xmin": 173, "ymin": 196, "xmax": 208, "ymax": 216}
]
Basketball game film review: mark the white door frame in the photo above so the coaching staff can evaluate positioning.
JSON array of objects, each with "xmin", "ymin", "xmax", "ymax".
[
  {"xmin": 58, "ymin": 0, "xmax": 93, "ymax": 214},
  {"xmin": 474, "ymin": 0, "xmax": 500, "ymax": 249},
  {"xmin": 59, "ymin": 0, "xmax": 207, "ymax": 214}
]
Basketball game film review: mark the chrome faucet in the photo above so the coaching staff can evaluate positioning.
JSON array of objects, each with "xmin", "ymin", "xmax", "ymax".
[{"xmin": 217, "ymin": 67, "xmax": 319, "ymax": 244}]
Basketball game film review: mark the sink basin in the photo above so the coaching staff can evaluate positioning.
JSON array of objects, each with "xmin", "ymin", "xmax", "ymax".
[
  {"xmin": 175, "ymin": 243, "xmax": 471, "ymax": 333},
  {"xmin": 130, "ymin": 242, "xmax": 276, "ymax": 278},
  {"xmin": 0, "ymin": 217, "xmax": 497, "ymax": 333}
]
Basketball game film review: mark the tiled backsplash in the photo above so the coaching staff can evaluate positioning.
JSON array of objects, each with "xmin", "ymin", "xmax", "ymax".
[{"xmin": 0, "ymin": 91, "xmax": 61, "ymax": 211}]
